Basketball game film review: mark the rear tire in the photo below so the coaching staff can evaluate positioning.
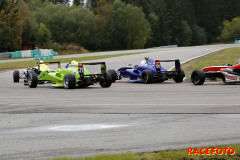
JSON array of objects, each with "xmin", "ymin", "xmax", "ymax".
[
  {"xmin": 13, "ymin": 70, "xmax": 19, "ymax": 83},
  {"xmin": 63, "ymin": 74, "xmax": 76, "ymax": 89},
  {"xmin": 28, "ymin": 73, "xmax": 38, "ymax": 88},
  {"xmin": 191, "ymin": 69, "xmax": 205, "ymax": 85},
  {"xmin": 141, "ymin": 70, "xmax": 153, "ymax": 84},
  {"xmin": 174, "ymin": 69, "xmax": 185, "ymax": 83},
  {"xmin": 100, "ymin": 72, "xmax": 112, "ymax": 88},
  {"xmin": 108, "ymin": 69, "xmax": 117, "ymax": 83}
]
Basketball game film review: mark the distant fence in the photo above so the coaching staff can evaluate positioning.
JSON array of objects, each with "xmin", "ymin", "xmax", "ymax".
[
  {"xmin": 151, "ymin": 45, "xmax": 178, "ymax": 49},
  {"xmin": 0, "ymin": 49, "xmax": 59, "ymax": 60},
  {"xmin": 10, "ymin": 49, "xmax": 58, "ymax": 59},
  {"xmin": 0, "ymin": 52, "xmax": 10, "ymax": 58}
]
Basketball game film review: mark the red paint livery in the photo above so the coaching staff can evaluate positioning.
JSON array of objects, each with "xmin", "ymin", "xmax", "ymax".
[{"xmin": 191, "ymin": 60, "xmax": 240, "ymax": 85}]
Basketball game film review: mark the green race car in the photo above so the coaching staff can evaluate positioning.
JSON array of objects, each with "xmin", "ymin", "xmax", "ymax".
[{"xmin": 13, "ymin": 60, "xmax": 112, "ymax": 89}]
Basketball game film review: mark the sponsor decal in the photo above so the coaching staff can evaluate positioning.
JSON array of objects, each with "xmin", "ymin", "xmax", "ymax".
[
  {"xmin": 187, "ymin": 148, "xmax": 235, "ymax": 156},
  {"xmin": 79, "ymin": 68, "xmax": 84, "ymax": 73},
  {"xmin": 225, "ymin": 75, "xmax": 237, "ymax": 81}
]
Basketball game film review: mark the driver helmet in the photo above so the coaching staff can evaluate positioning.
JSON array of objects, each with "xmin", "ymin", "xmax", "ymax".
[
  {"xmin": 70, "ymin": 60, "xmax": 78, "ymax": 66},
  {"xmin": 140, "ymin": 60, "xmax": 146, "ymax": 66},
  {"xmin": 238, "ymin": 59, "xmax": 240, "ymax": 64},
  {"xmin": 39, "ymin": 60, "xmax": 44, "ymax": 64}
]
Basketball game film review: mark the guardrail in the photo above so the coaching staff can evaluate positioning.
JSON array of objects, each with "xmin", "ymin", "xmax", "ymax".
[{"xmin": 0, "ymin": 52, "xmax": 10, "ymax": 58}]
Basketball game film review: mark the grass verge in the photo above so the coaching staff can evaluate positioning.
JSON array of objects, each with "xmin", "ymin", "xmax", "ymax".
[
  {"xmin": 181, "ymin": 47, "xmax": 240, "ymax": 78},
  {"xmin": 50, "ymin": 144, "xmax": 240, "ymax": 160},
  {"xmin": 0, "ymin": 52, "xmax": 145, "ymax": 71}
]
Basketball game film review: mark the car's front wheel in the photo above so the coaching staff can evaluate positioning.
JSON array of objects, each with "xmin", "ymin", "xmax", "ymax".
[
  {"xmin": 63, "ymin": 74, "xmax": 76, "ymax": 89},
  {"xmin": 28, "ymin": 73, "xmax": 38, "ymax": 88},
  {"xmin": 13, "ymin": 70, "xmax": 20, "ymax": 83},
  {"xmin": 141, "ymin": 70, "xmax": 153, "ymax": 84},
  {"xmin": 100, "ymin": 72, "xmax": 112, "ymax": 88},
  {"xmin": 108, "ymin": 69, "xmax": 117, "ymax": 83},
  {"xmin": 191, "ymin": 69, "xmax": 205, "ymax": 85}
]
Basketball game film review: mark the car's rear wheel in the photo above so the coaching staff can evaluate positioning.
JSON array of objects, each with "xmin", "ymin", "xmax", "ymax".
[
  {"xmin": 191, "ymin": 69, "xmax": 205, "ymax": 85},
  {"xmin": 13, "ymin": 70, "xmax": 20, "ymax": 83},
  {"xmin": 28, "ymin": 73, "xmax": 38, "ymax": 88},
  {"xmin": 63, "ymin": 74, "xmax": 76, "ymax": 89},
  {"xmin": 100, "ymin": 72, "xmax": 112, "ymax": 88},
  {"xmin": 174, "ymin": 69, "xmax": 185, "ymax": 83},
  {"xmin": 108, "ymin": 69, "xmax": 117, "ymax": 83},
  {"xmin": 141, "ymin": 70, "xmax": 153, "ymax": 84}
]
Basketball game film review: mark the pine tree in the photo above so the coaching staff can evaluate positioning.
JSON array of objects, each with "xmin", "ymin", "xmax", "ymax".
[
  {"xmin": 0, "ymin": 0, "xmax": 5, "ymax": 10},
  {"xmin": 73, "ymin": 0, "xmax": 80, "ymax": 6},
  {"xmin": 49, "ymin": 0, "xmax": 70, "ymax": 4},
  {"xmin": 80, "ymin": 0, "xmax": 84, "ymax": 6},
  {"xmin": 150, "ymin": 0, "xmax": 171, "ymax": 46},
  {"xmin": 18, "ymin": 0, "xmax": 36, "ymax": 47},
  {"xmin": 0, "ymin": 0, "xmax": 21, "ymax": 51},
  {"xmin": 37, "ymin": 23, "xmax": 52, "ymax": 45},
  {"xmin": 193, "ymin": 0, "xmax": 221, "ymax": 43},
  {"xmin": 94, "ymin": 0, "xmax": 113, "ymax": 49},
  {"xmin": 73, "ymin": 0, "xmax": 84, "ymax": 6},
  {"xmin": 121, "ymin": 0, "xmax": 151, "ymax": 17},
  {"xmin": 86, "ymin": 0, "xmax": 97, "ymax": 10}
]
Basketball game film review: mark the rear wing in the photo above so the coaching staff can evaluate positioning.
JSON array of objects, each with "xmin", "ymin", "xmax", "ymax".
[
  {"xmin": 155, "ymin": 59, "xmax": 181, "ymax": 71},
  {"xmin": 37, "ymin": 61, "xmax": 61, "ymax": 71},
  {"xmin": 47, "ymin": 61, "xmax": 61, "ymax": 69},
  {"xmin": 78, "ymin": 62, "xmax": 107, "ymax": 77}
]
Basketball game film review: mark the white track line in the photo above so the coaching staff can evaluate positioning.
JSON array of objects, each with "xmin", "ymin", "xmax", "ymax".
[
  {"xmin": 73, "ymin": 104, "xmax": 240, "ymax": 106},
  {"xmin": 169, "ymin": 47, "xmax": 236, "ymax": 71}
]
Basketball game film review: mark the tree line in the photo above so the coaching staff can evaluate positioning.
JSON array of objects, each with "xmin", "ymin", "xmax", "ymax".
[{"xmin": 1, "ymin": 0, "xmax": 240, "ymax": 52}]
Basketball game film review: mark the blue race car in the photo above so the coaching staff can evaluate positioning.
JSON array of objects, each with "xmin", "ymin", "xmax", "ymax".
[{"xmin": 108, "ymin": 57, "xmax": 185, "ymax": 83}]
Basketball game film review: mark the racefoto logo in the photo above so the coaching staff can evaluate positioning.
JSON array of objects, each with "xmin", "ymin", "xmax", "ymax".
[{"xmin": 187, "ymin": 148, "xmax": 235, "ymax": 156}]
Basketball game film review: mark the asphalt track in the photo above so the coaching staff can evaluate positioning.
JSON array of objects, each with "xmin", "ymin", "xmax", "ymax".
[{"xmin": 0, "ymin": 44, "xmax": 240, "ymax": 160}]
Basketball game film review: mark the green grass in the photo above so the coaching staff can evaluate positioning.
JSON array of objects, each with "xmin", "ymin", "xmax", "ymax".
[
  {"xmin": 49, "ymin": 144, "xmax": 240, "ymax": 160},
  {"xmin": 182, "ymin": 47, "xmax": 240, "ymax": 78},
  {"xmin": 0, "ymin": 57, "xmax": 31, "ymax": 60},
  {"xmin": 0, "ymin": 52, "xmax": 145, "ymax": 71}
]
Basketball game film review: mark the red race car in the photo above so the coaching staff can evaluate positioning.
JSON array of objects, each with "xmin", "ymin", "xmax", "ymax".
[{"xmin": 191, "ymin": 60, "xmax": 240, "ymax": 85}]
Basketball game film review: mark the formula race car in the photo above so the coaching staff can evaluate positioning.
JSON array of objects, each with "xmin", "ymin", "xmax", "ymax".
[
  {"xmin": 108, "ymin": 57, "xmax": 185, "ymax": 83},
  {"xmin": 191, "ymin": 60, "xmax": 240, "ymax": 85},
  {"xmin": 13, "ymin": 61, "xmax": 61, "ymax": 85},
  {"xmin": 13, "ymin": 60, "xmax": 112, "ymax": 89}
]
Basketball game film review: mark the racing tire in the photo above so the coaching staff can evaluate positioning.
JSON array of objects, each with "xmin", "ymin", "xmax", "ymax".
[
  {"xmin": 173, "ymin": 69, "xmax": 185, "ymax": 83},
  {"xmin": 191, "ymin": 69, "xmax": 205, "ymax": 85},
  {"xmin": 13, "ymin": 70, "xmax": 20, "ymax": 83},
  {"xmin": 63, "ymin": 74, "xmax": 76, "ymax": 89},
  {"xmin": 108, "ymin": 69, "xmax": 117, "ymax": 83},
  {"xmin": 100, "ymin": 72, "xmax": 112, "ymax": 88},
  {"xmin": 28, "ymin": 73, "xmax": 38, "ymax": 88},
  {"xmin": 141, "ymin": 70, "xmax": 153, "ymax": 84}
]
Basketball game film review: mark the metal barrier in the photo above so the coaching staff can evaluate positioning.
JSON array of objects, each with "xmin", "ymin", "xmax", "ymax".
[{"xmin": 0, "ymin": 52, "xmax": 10, "ymax": 58}]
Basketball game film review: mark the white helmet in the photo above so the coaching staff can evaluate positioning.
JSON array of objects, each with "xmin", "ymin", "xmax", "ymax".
[
  {"xmin": 238, "ymin": 59, "xmax": 240, "ymax": 64},
  {"xmin": 140, "ymin": 60, "xmax": 146, "ymax": 66}
]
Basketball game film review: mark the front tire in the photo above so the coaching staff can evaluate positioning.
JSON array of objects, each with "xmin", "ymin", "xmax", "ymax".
[
  {"xmin": 174, "ymin": 69, "xmax": 185, "ymax": 83},
  {"xmin": 13, "ymin": 70, "xmax": 19, "ymax": 83},
  {"xmin": 100, "ymin": 72, "xmax": 112, "ymax": 88},
  {"xmin": 141, "ymin": 70, "xmax": 153, "ymax": 84},
  {"xmin": 28, "ymin": 73, "xmax": 38, "ymax": 88},
  {"xmin": 63, "ymin": 74, "xmax": 76, "ymax": 89},
  {"xmin": 108, "ymin": 69, "xmax": 117, "ymax": 83},
  {"xmin": 191, "ymin": 69, "xmax": 205, "ymax": 85}
]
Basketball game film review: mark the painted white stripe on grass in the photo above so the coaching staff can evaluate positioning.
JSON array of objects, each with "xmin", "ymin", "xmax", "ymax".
[
  {"xmin": 75, "ymin": 104, "xmax": 240, "ymax": 106},
  {"xmin": 169, "ymin": 46, "xmax": 238, "ymax": 71}
]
